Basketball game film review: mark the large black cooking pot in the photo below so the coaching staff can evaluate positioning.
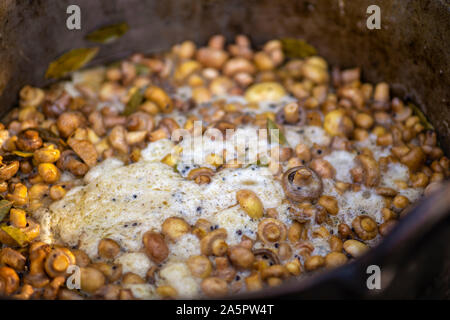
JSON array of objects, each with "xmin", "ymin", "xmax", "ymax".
[{"xmin": 0, "ymin": 0, "xmax": 449, "ymax": 299}]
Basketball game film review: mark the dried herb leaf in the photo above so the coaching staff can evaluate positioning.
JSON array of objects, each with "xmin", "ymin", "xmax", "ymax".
[
  {"xmin": 123, "ymin": 87, "xmax": 144, "ymax": 116},
  {"xmin": 86, "ymin": 22, "xmax": 129, "ymax": 44},
  {"xmin": 12, "ymin": 150, "xmax": 34, "ymax": 158},
  {"xmin": 267, "ymin": 118, "xmax": 287, "ymax": 145},
  {"xmin": 408, "ymin": 103, "xmax": 434, "ymax": 130},
  {"xmin": 0, "ymin": 224, "xmax": 29, "ymax": 247},
  {"xmin": 35, "ymin": 128, "xmax": 67, "ymax": 148},
  {"xmin": 136, "ymin": 64, "xmax": 150, "ymax": 76},
  {"xmin": 256, "ymin": 159, "xmax": 269, "ymax": 167},
  {"xmin": 281, "ymin": 38, "xmax": 317, "ymax": 59},
  {"xmin": 46, "ymin": 47, "xmax": 100, "ymax": 79},
  {"xmin": 0, "ymin": 200, "xmax": 13, "ymax": 222}
]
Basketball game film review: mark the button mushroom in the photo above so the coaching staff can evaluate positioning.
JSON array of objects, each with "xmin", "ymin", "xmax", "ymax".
[
  {"xmin": 44, "ymin": 248, "xmax": 76, "ymax": 278},
  {"xmin": 257, "ymin": 218, "xmax": 287, "ymax": 244},
  {"xmin": 304, "ymin": 255, "xmax": 325, "ymax": 271},
  {"xmin": 67, "ymin": 138, "xmax": 98, "ymax": 168},
  {"xmin": 201, "ymin": 277, "xmax": 229, "ymax": 297},
  {"xmin": 57, "ymin": 112, "xmax": 86, "ymax": 138},
  {"xmin": 325, "ymin": 252, "xmax": 348, "ymax": 269},
  {"xmin": 98, "ymin": 238, "xmax": 121, "ymax": 260},
  {"xmin": 0, "ymin": 248, "xmax": 26, "ymax": 271},
  {"xmin": 91, "ymin": 262, "xmax": 123, "ymax": 283},
  {"xmin": 236, "ymin": 190, "xmax": 264, "ymax": 219},
  {"xmin": 352, "ymin": 154, "xmax": 380, "ymax": 187},
  {"xmin": 72, "ymin": 249, "xmax": 91, "ymax": 267},
  {"xmin": 276, "ymin": 102, "xmax": 306, "ymax": 125},
  {"xmin": 187, "ymin": 167, "xmax": 215, "ymax": 185},
  {"xmin": 228, "ymin": 246, "xmax": 255, "ymax": 270},
  {"xmin": 162, "ymin": 217, "xmax": 191, "ymax": 241},
  {"xmin": 0, "ymin": 160, "xmax": 19, "ymax": 180},
  {"xmin": 200, "ymin": 228, "xmax": 228, "ymax": 257},
  {"xmin": 16, "ymin": 130, "xmax": 43, "ymax": 152},
  {"xmin": 80, "ymin": 267, "xmax": 106, "ymax": 293},
  {"xmin": 352, "ymin": 215, "xmax": 378, "ymax": 240},
  {"xmin": 323, "ymin": 109, "xmax": 354, "ymax": 137},
  {"xmin": 343, "ymin": 239, "xmax": 368, "ymax": 258},
  {"xmin": 0, "ymin": 266, "xmax": 20, "ymax": 296},
  {"xmin": 400, "ymin": 146, "xmax": 426, "ymax": 172},
  {"xmin": 310, "ymin": 158, "xmax": 336, "ymax": 179},
  {"xmin": 282, "ymin": 166, "xmax": 323, "ymax": 202},
  {"xmin": 187, "ymin": 255, "xmax": 212, "ymax": 278},
  {"xmin": 12, "ymin": 284, "xmax": 34, "ymax": 300},
  {"xmin": 142, "ymin": 231, "xmax": 169, "ymax": 264},
  {"xmin": 24, "ymin": 243, "xmax": 51, "ymax": 288}
]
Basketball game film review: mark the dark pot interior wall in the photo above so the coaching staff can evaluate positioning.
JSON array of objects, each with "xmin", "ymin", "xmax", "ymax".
[{"xmin": 0, "ymin": 0, "xmax": 449, "ymax": 152}]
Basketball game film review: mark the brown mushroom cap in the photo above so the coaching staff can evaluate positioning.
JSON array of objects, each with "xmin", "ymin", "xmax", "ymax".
[
  {"xmin": 0, "ymin": 160, "xmax": 20, "ymax": 181},
  {"xmin": 142, "ymin": 231, "xmax": 169, "ymax": 264},
  {"xmin": 187, "ymin": 255, "xmax": 212, "ymax": 278},
  {"xmin": 80, "ymin": 267, "xmax": 106, "ymax": 293},
  {"xmin": 98, "ymin": 238, "xmax": 121, "ymax": 260},
  {"xmin": 228, "ymin": 246, "xmax": 255, "ymax": 269},
  {"xmin": 282, "ymin": 166, "xmax": 323, "ymax": 202},
  {"xmin": 72, "ymin": 249, "xmax": 91, "ymax": 267},
  {"xmin": 91, "ymin": 262, "xmax": 123, "ymax": 283},
  {"xmin": 16, "ymin": 130, "xmax": 43, "ymax": 152},
  {"xmin": 162, "ymin": 217, "xmax": 191, "ymax": 241},
  {"xmin": 354, "ymin": 154, "xmax": 380, "ymax": 187},
  {"xmin": 201, "ymin": 277, "xmax": 229, "ymax": 297},
  {"xmin": 187, "ymin": 167, "xmax": 215, "ymax": 181},
  {"xmin": 44, "ymin": 248, "xmax": 76, "ymax": 278},
  {"xmin": 352, "ymin": 215, "xmax": 378, "ymax": 240},
  {"xmin": 0, "ymin": 248, "xmax": 26, "ymax": 271},
  {"xmin": 200, "ymin": 228, "xmax": 228, "ymax": 256},
  {"xmin": 0, "ymin": 266, "xmax": 20, "ymax": 295},
  {"xmin": 257, "ymin": 218, "xmax": 287, "ymax": 243}
]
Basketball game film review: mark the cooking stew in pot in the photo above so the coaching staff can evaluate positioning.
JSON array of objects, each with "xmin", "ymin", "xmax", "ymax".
[{"xmin": 0, "ymin": 35, "xmax": 447, "ymax": 300}]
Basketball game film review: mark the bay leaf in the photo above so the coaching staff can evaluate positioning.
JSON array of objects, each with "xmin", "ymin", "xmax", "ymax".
[
  {"xmin": 0, "ymin": 200, "xmax": 13, "ymax": 222},
  {"xmin": 281, "ymin": 38, "xmax": 317, "ymax": 59},
  {"xmin": 0, "ymin": 224, "xmax": 29, "ymax": 247},
  {"xmin": 408, "ymin": 103, "xmax": 434, "ymax": 130},
  {"xmin": 46, "ymin": 47, "xmax": 100, "ymax": 79},
  {"xmin": 123, "ymin": 87, "xmax": 144, "ymax": 116},
  {"xmin": 267, "ymin": 118, "xmax": 287, "ymax": 145},
  {"xmin": 12, "ymin": 150, "xmax": 34, "ymax": 158},
  {"xmin": 86, "ymin": 22, "xmax": 129, "ymax": 44},
  {"xmin": 135, "ymin": 63, "xmax": 151, "ymax": 76}
]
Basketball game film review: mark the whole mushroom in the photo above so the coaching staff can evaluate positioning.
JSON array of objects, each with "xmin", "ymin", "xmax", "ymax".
[
  {"xmin": 44, "ymin": 248, "xmax": 76, "ymax": 278},
  {"xmin": 282, "ymin": 166, "xmax": 323, "ymax": 202},
  {"xmin": 142, "ymin": 231, "xmax": 169, "ymax": 264},
  {"xmin": 0, "ymin": 266, "xmax": 20, "ymax": 296},
  {"xmin": 200, "ymin": 228, "xmax": 228, "ymax": 257}
]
